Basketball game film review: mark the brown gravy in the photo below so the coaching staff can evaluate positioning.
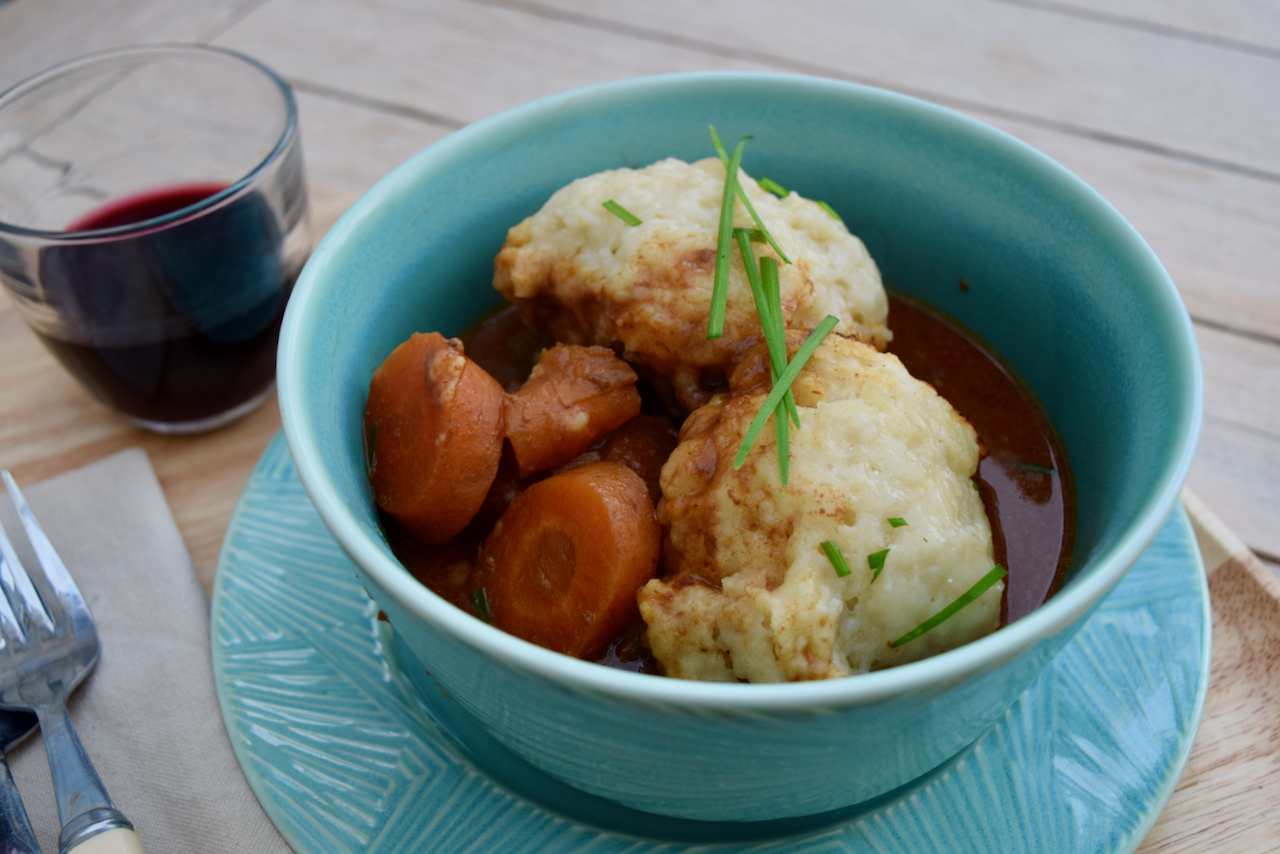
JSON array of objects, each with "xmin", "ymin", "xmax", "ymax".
[
  {"xmin": 885, "ymin": 292, "xmax": 1074, "ymax": 623},
  {"xmin": 382, "ymin": 297, "xmax": 1075, "ymax": 671}
]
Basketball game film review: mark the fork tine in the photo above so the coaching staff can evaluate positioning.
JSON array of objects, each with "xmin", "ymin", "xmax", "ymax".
[
  {"xmin": 0, "ymin": 525, "xmax": 29, "ymax": 647},
  {"xmin": 0, "ymin": 472, "xmax": 59, "ymax": 637},
  {"xmin": 0, "ymin": 486, "xmax": 53, "ymax": 640}
]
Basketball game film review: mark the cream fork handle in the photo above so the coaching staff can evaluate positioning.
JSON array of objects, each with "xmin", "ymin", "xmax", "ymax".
[{"xmin": 65, "ymin": 827, "xmax": 146, "ymax": 853}]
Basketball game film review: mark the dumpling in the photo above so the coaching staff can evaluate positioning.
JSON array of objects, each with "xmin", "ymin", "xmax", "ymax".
[
  {"xmin": 639, "ymin": 331, "xmax": 999, "ymax": 682},
  {"xmin": 493, "ymin": 157, "xmax": 890, "ymax": 415}
]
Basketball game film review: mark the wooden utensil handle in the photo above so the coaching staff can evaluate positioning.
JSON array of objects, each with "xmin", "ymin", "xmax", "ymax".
[{"xmin": 66, "ymin": 827, "xmax": 146, "ymax": 853}]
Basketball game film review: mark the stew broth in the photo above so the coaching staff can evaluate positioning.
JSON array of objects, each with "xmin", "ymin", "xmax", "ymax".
[{"xmin": 381, "ymin": 295, "xmax": 1075, "ymax": 671}]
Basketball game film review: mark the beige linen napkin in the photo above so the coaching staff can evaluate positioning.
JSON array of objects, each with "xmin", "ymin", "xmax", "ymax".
[{"xmin": 0, "ymin": 449, "xmax": 291, "ymax": 853}]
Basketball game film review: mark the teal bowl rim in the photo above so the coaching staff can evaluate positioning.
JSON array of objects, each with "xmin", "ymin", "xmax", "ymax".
[{"xmin": 279, "ymin": 71, "xmax": 1203, "ymax": 712}]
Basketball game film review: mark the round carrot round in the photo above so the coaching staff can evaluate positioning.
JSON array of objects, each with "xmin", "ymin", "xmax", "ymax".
[
  {"xmin": 473, "ymin": 461, "xmax": 660, "ymax": 658},
  {"xmin": 364, "ymin": 331, "xmax": 504, "ymax": 543}
]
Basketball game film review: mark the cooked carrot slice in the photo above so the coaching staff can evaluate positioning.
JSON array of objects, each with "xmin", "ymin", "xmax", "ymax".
[
  {"xmin": 364, "ymin": 332, "xmax": 504, "ymax": 543},
  {"xmin": 504, "ymin": 344, "xmax": 642, "ymax": 476},
  {"xmin": 472, "ymin": 461, "xmax": 660, "ymax": 658}
]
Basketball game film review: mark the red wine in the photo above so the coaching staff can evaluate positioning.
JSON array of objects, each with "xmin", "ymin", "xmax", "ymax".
[
  {"xmin": 36, "ymin": 183, "xmax": 296, "ymax": 427},
  {"xmin": 66, "ymin": 182, "xmax": 230, "ymax": 232}
]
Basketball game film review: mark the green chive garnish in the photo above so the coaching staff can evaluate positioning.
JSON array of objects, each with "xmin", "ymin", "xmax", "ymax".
[
  {"xmin": 889, "ymin": 565, "xmax": 1007, "ymax": 648},
  {"xmin": 708, "ymin": 134, "xmax": 748, "ymax": 340},
  {"xmin": 1015, "ymin": 461, "xmax": 1055, "ymax": 474},
  {"xmin": 734, "ymin": 315, "xmax": 839, "ymax": 471},
  {"xmin": 708, "ymin": 126, "xmax": 792, "ymax": 266},
  {"xmin": 760, "ymin": 257, "xmax": 801, "ymax": 430},
  {"xmin": 817, "ymin": 200, "xmax": 843, "ymax": 222},
  {"xmin": 735, "ymin": 231, "xmax": 795, "ymax": 483},
  {"xmin": 743, "ymin": 228, "xmax": 766, "ymax": 242},
  {"xmin": 867, "ymin": 548, "xmax": 890, "ymax": 580},
  {"xmin": 709, "ymin": 124, "xmax": 729, "ymax": 162},
  {"xmin": 888, "ymin": 517, "xmax": 908, "ymax": 528},
  {"xmin": 821, "ymin": 541, "xmax": 852, "ymax": 578},
  {"xmin": 759, "ymin": 177, "xmax": 788, "ymax": 197},
  {"xmin": 602, "ymin": 199, "xmax": 642, "ymax": 226},
  {"xmin": 365, "ymin": 422, "xmax": 377, "ymax": 473},
  {"xmin": 472, "ymin": 589, "xmax": 491, "ymax": 623},
  {"xmin": 736, "ymin": 230, "xmax": 800, "ymax": 429}
]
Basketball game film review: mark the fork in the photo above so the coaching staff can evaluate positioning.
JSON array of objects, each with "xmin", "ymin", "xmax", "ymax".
[{"xmin": 0, "ymin": 471, "xmax": 145, "ymax": 854}]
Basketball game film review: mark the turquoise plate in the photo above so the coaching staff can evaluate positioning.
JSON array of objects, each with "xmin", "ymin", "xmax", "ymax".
[{"xmin": 212, "ymin": 433, "xmax": 1211, "ymax": 853}]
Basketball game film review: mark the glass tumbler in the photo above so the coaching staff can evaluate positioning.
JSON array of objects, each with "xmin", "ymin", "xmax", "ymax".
[{"xmin": 0, "ymin": 45, "xmax": 310, "ymax": 433}]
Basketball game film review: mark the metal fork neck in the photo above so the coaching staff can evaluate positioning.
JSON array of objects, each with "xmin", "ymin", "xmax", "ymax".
[
  {"xmin": 58, "ymin": 807, "xmax": 134, "ymax": 853},
  {"xmin": 40, "ymin": 701, "xmax": 116, "ymax": 828}
]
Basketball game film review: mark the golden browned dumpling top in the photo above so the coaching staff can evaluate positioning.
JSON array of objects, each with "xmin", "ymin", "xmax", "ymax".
[
  {"xmin": 640, "ymin": 332, "xmax": 999, "ymax": 682},
  {"xmin": 493, "ymin": 157, "xmax": 890, "ymax": 415}
]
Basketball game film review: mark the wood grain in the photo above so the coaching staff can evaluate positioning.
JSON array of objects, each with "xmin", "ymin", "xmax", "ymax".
[
  {"xmin": 1138, "ymin": 492, "xmax": 1280, "ymax": 853},
  {"xmin": 0, "ymin": 0, "xmax": 265, "ymax": 90},
  {"xmin": 510, "ymin": 0, "xmax": 1280, "ymax": 176},
  {"xmin": 1018, "ymin": 0, "xmax": 1280, "ymax": 53}
]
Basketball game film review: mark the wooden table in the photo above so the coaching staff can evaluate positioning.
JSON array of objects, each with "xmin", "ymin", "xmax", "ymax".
[{"xmin": 1, "ymin": 1, "xmax": 1277, "ymax": 850}]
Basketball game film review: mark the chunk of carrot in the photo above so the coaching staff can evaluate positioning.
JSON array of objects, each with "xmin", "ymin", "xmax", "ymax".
[
  {"xmin": 364, "ymin": 332, "xmax": 505, "ymax": 543},
  {"xmin": 472, "ymin": 461, "xmax": 660, "ymax": 658},
  {"xmin": 504, "ymin": 344, "xmax": 642, "ymax": 476}
]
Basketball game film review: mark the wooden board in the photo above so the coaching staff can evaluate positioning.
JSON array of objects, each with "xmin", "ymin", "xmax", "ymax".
[
  {"xmin": 509, "ymin": 0, "xmax": 1280, "ymax": 176},
  {"xmin": 1028, "ymin": 0, "xmax": 1280, "ymax": 53},
  {"xmin": 1140, "ymin": 491, "xmax": 1280, "ymax": 852}
]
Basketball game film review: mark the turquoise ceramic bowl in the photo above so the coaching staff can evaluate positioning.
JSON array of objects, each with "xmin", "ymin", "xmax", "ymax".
[{"xmin": 277, "ymin": 73, "xmax": 1202, "ymax": 822}]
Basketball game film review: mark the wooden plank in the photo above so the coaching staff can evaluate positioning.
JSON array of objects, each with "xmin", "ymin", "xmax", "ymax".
[
  {"xmin": 1139, "ymin": 491, "xmax": 1280, "ymax": 853},
  {"xmin": 294, "ymin": 89, "xmax": 452, "ymax": 208},
  {"xmin": 1015, "ymin": 0, "xmax": 1280, "ymax": 54},
  {"xmin": 0, "ymin": 0, "xmax": 265, "ymax": 91},
  {"xmin": 1184, "ymin": 322, "xmax": 1280, "ymax": 562},
  {"xmin": 496, "ymin": 0, "xmax": 1280, "ymax": 177},
  {"xmin": 215, "ymin": 0, "xmax": 1280, "ymax": 344},
  {"xmin": 1189, "ymin": 421, "xmax": 1280, "ymax": 564},
  {"xmin": 215, "ymin": 0, "xmax": 767, "ymax": 124}
]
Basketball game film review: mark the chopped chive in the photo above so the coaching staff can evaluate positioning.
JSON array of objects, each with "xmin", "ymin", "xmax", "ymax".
[
  {"xmin": 889, "ymin": 565, "xmax": 1007, "ymax": 648},
  {"xmin": 708, "ymin": 134, "xmax": 749, "ymax": 340},
  {"xmin": 709, "ymin": 124, "xmax": 729, "ymax": 162},
  {"xmin": 760, "ymin": 257, "xmax": 801, "ymax": 430},
  {"xmin": 471, "ymin": 589, "xmax": 491, "ymax": 623},
  {"xmin": 602, "ymin": 199, "xmax": 642, "ymax": 226},
  {"xmin": 735, "ymin": 230, "xmax": 799, "ymax": 429},
  {"xmin": 821, "ymin": 540, "xmax": 852, "ymax": 578},
  {"xmin": 888, "ymin": 517, "xmax": 908, "ymax": 528},
  {"xmin": 971, "ymin": 480, "xmax": 980, "ymax": 491},
  {"xmin": 736, "ymin": 231, "xmax": 795, "ymax": 483},
  {"xmin": 816, "ymin": 200, "xmax": 843, "ymax": 222},
  {"xmin": 734, "ymin": 315, "xmax": 839, "ymax": 470},
  {"xmin": 736, "ymin": 229, "xmax": 776, "ymax": 333},
  {"xmin": 867, "ymin": 548, "xmax": 890, "ymax": 581},
  {"xmin": 1015, "ymin": 461, "xmax": 1055, "ymax": 474},
  {"xmin": 365, "ymin": 422, "xmax": 377, "ymax": 473},
  {"xmin": 774, "ymin": 388, "xmax": 790, "ymax": 485},
  {"xmin": 708, "ymin": 127, "xmax": 792, "ymax": 265},
  {"xmin": 758, "ymin": 177, "xmax": 788, "ymax": 197},
  {"xmin": 743, "ymin": 228, "xmax": 767, "ymax": 242}
]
